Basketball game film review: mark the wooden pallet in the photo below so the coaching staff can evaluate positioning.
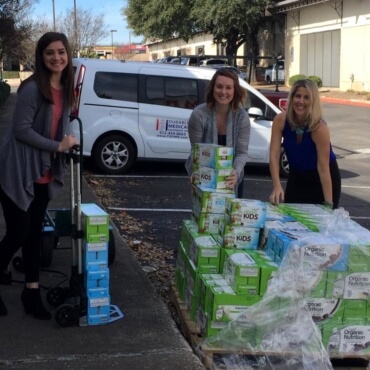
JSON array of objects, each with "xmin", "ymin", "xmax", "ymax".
[{"xmin": 169, "ymin": 282, "xmax": 203, "ymax": 348}]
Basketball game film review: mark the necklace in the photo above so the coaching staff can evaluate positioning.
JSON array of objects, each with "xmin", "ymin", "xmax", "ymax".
[{"xmin": 295, "ymin": 127, "xmax": 305, "ymax": 135}]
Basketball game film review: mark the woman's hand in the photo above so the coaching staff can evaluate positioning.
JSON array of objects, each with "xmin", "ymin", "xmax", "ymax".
[
  {"xmin": 269, "ymin": 185, "xmax": 285, "ymax": 205},
  {"xmin": 226, "ymin": 170, "xmax": 238, "ymax": 189},
  {"xmin": 58, "ymin": 135, "xmax": 79, "ymax": 152}
]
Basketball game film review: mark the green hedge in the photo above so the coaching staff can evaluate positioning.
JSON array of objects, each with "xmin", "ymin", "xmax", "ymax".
[
  {"xmin": 0, "ymin": 81, "xmax": 11, "ymax": 103},
  {"xmin": 288, "ymin": 74, "xmax": 322, "ymax": 88},
  {"xmin": 2, "ymin": 71, "xmax": 20, "ymax": 79}
]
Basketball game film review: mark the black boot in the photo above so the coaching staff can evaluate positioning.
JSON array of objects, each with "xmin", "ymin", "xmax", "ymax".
[
  {"xmin": 0, "ymin": 293, "xmax": 7, "ymax": 316},
  {"xmin": 21, "ymin": 287, "xmax": 51, "ymax": 320}
]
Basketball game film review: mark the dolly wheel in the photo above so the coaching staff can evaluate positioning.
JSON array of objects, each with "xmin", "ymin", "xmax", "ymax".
[
  {"xmin": 12, "ymin": 256, "xmax": 24, "ymax": 273},
  {"xmin": 47, "ymin": 287, "xmax": 67, "ymax": 307},
  {"xmin": 55, "ymin": 304, "xmax": 79, "ymax": 327}
]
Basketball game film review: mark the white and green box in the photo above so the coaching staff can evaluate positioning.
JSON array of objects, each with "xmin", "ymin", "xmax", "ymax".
[
  {"xmin": 323, "ymin": 325, "xmax": 370, "ymax": 355},
  {"xmin": 192, "ymin": 166, "xmax": 234, "ymax": 189},
  {"xmin": 217, "ymin": 220, "xmax": 260, "ymax": 250},
  {"xmin": 205, "ymin": 284, "xmax": 262, "ymax": 322},
  {"xmin": 307, "ymin": 298, "xmax": 344, "ymax": 324},
  {"xmin": 222, "ymin": 251, "xmax": 260, "ymax": 295},
  {"xmin": 192, "ymin": 207, "xmax": 224, "ymax": 234},
  {"xmin": 192, "ymin": 185, "xmax": 235, "ymax": 214},
  {"xmin": 326, "ymin": 271, "xmax": 370, "ymax": 300},
  {"xmin": 180, "ymin": 219, "xmax": 207, "ymax": 254},
  {"xmin": 224, "ymin": 198, "xmax": 267, "ymax": 228},
  {"xmin": 188, "ymin": 235, "xmax": 220, "ymax": 273},
  {"xmin": 348, "ymin": 245, "xmax": 370, "ymax": 272},
  {"xmin": 81, "ymin": 203, "xmax": 109, "ymax": 238},
  {"xmin": 192, "ymin": 143, "xmax": 234, "ymax": 169}
]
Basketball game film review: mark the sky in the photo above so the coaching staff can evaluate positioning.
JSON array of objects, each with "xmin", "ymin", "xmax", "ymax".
[{"xmin": 32, "ymin": 0, "xmax": 143, "ymax": 46}]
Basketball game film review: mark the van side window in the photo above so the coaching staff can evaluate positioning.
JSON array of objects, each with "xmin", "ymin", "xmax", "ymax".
[
  {"xmin": 94, "ymin": 72, "xmax": 138, "ymax": 102},
  {"xmin": 144, "ymin": 76, "xmax": 198, "ymax": 109},
  {"xmin": 245, "ymin": 90, "xmax": 276, "ymax": 120}
]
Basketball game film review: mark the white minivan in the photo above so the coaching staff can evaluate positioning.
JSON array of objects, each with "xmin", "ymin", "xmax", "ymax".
[{"xmin": 72, "ymin": 58, "xmax": 286, "ymax": 175}]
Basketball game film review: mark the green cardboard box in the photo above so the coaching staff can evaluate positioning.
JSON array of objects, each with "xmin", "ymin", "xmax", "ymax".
[
  {"xmin": 188, "ymin": 235, "xmax": 221, "ymax": 273},
  {"xmin": 192, "ymin": 207, "xmax": 224, "ymax": 234},
  {"xmin": 81, "ymin": 203, "xmax": 109, "ymax": 237},
  {"xmin": 192, "ymin": 185, "xmax": 235, "ymax": 214}
]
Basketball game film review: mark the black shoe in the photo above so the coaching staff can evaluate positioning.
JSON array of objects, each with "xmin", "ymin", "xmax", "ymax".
[
  {"xmin": 0, "ymin": 293, "xmax": 7, "ymax": 316},
  {"xmin": 21, "ymin": 287, "xmax": 51, "ymax": 320}
]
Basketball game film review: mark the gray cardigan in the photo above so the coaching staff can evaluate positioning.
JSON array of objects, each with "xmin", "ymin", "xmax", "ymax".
[
  {"xmin": 185, "ymin": 103, "xmax": 251, "ymax": 189},
  {"xmin": 0, "ymin": 81, "xmax": 70, "ymax": 211}
]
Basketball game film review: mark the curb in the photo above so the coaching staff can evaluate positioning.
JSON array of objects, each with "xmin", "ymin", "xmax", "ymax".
[{"xmin": 320, "ymin": 96, "xmax": 370, "ymax": 108}]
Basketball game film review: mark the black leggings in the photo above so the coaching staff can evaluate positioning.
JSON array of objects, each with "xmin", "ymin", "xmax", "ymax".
[
  {"xmin": 0, "ymin": 184, "xmax": 50, "ymax": 282},
  {"xmin": 285, "ymin": 160, "xmax": 341, "ymax": 209}
]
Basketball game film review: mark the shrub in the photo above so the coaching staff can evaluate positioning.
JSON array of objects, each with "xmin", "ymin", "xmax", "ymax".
[
  {"xmin": 288, "ymin": 74, "xmax": 323, "ymax": 88},
  {"xmin": 288, "ymin": 74, "xmax": 307, "ymax": 86},
  {"xmin": 307, "ymin": 75, "xmax": 323, "ymax": 88},
  {"xmin": 0, "ymin": 81, "xmax": 11, "ymax": 103}
]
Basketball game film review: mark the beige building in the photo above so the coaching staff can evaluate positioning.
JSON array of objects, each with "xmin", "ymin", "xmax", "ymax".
[{"xmin": 272, "ymin": 0, "xmax": 370, "ymax": 90}]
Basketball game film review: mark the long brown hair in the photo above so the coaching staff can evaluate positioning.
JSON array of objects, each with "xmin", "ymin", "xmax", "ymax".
[
  {"xmin": 19, "ymin": 32, "xmax": 75, "ymax": 108},
  {"xmin": 205, "ymin": 68, "xmax": 247, "ymax": 111}
]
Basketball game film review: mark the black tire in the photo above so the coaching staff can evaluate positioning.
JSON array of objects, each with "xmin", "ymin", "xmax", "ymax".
[
  {"xmin": 93, "ymin": 134, "xmax": 135, "ymax": 175},
  {"xmin": 12, "ymin": 256, "xmax": 24, "ymax": 273},
  {"xmin": 40, "ymin": 232, "xmax": 55, "ymax": 268},
  {"xmin": 266, "ymin": 75, "xmax": 271, "ymax": 84},
  {"xmin": 47, "ymin": 286, "xmax": 67, "ymax": 307},
  {"xmin": 108, "ymin": 228, "xmax": 116, "ymax": 266},
  {"xmin": 279, "ymin": 148, "xmax": 289, "ymax": 178},
  {"xmin": 55, "ymin": 304, "xmax": 79, "ymax": 327}
]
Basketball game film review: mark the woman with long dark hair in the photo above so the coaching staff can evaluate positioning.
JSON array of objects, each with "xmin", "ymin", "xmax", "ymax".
[{"xmin": 0, "ymin": 32, "xmax": 78, "ymax": 319}]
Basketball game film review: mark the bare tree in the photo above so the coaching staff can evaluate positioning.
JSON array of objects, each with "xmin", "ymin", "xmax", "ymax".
[{"xmin": 58, "ymin": 7, "xmax": 109, "ymax": 57}]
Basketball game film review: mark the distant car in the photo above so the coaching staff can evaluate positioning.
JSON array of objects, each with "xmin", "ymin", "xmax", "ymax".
[
  {"xmin": 199, "ymin": 58, "xmax": 228, "ymax": 66},
  {"xmin": 157, "ymin": 56, "xmax": 177, "ymax": 63},
  {"xmin": 208, "ymin": 65, "xmax": 248, "ymax": 81},
  {"xmin": 265, "ymin": 60, "xmax": 285, "ymax": 83}
]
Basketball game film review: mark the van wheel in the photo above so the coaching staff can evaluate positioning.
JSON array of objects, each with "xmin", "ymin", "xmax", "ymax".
[
  {"xmin": 94, "ymin": 135, "xmax": 135, "ymax": 174},
  {"xmin": 279, "ymin": 148, "xmax": 289, "ymax": 178}
]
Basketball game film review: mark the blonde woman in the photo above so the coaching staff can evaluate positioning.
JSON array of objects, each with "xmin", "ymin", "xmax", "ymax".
[{"xmin": 269, "ymin": 79, "xmax": 341, "ymax": 209}]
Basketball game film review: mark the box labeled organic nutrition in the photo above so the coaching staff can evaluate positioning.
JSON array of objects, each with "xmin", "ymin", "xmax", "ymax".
[
  {"xmin": 326, "ymin": 271, "xmax": 370, "ymax": 300},
  {"xmin": 192, "ymin": 143, "xmax": 234, "ymax": 169},
  {"xmin": 192, "ymin": 185, "xmax": 235, "ymax": 214},
  {"xmin": 224, "ymin": 198, "xmax": 267, "ymax": 228},
  {"xmin": 323, "ymin": 325, "xmax": 370, "ymax": 355}
]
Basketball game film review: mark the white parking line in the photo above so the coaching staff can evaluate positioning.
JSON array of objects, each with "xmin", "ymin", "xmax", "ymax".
[
  {"xmin": 90, "ymin": 174, "xmax": 370, "ymax": 189},
  {"xmin": 109, "ymin": 207, "xmax": 192, "ymax": 212}
]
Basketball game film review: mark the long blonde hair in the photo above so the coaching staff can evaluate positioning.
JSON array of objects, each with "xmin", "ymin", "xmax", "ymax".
[{"xmin": 286, "ymin": 79, "xmax": 322, "ymax": 131}]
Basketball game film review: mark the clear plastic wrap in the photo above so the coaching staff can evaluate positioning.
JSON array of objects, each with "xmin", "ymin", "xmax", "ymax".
[
  {"xmin": 197, "ymin": 231, "xmax": 333, "ymax": 369},
  {"xmin": 195, "ymin": 208, "xmax": 370, "ymax": 370}
]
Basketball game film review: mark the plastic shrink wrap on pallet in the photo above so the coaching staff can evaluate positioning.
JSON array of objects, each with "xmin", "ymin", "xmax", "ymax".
[{"xmin": 196, "ymin": 208, "xmax": 370, "ymax": 370}]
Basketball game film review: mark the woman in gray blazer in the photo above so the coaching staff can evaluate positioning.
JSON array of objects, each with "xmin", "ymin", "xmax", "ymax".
[
  {"xmin": 185, "ymin": 68, "xmax": 251, "ymax": 197},
  {"xmin": 0, "ymin": 33, "xmax": 78, "ymax": 319}
]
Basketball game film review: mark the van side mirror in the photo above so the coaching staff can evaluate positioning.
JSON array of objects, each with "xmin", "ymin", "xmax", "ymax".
[{"xmin": 248, "ymin": 107, "xmax": 263, "ymax": 117}]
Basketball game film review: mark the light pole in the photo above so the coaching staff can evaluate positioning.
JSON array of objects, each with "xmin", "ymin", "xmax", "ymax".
[
  {"xmin": 52, "ymin": 0, "xmax": 56, "ymax": 31},
  {"xmin": 110, "ymin": 30, "xmax": 117, "ymax": 59},
  {"xmin": 73, "ymin": 0, "xmax": 78, "ymax": 57}
]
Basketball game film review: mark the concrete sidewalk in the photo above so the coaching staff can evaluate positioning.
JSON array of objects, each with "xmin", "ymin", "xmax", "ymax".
[{"xmin": 0, "ymin": 92, "xmax": 204, "ymax": 369}]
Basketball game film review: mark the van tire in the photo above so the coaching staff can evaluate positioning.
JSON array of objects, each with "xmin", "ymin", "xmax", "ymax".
[
  {"xmin": 279, "ymin": 148, "xmax": 289, "ymax": 178},
  {"xmin": 93, "ymin": 134, "xmax": 135, "ymax": 174}
]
